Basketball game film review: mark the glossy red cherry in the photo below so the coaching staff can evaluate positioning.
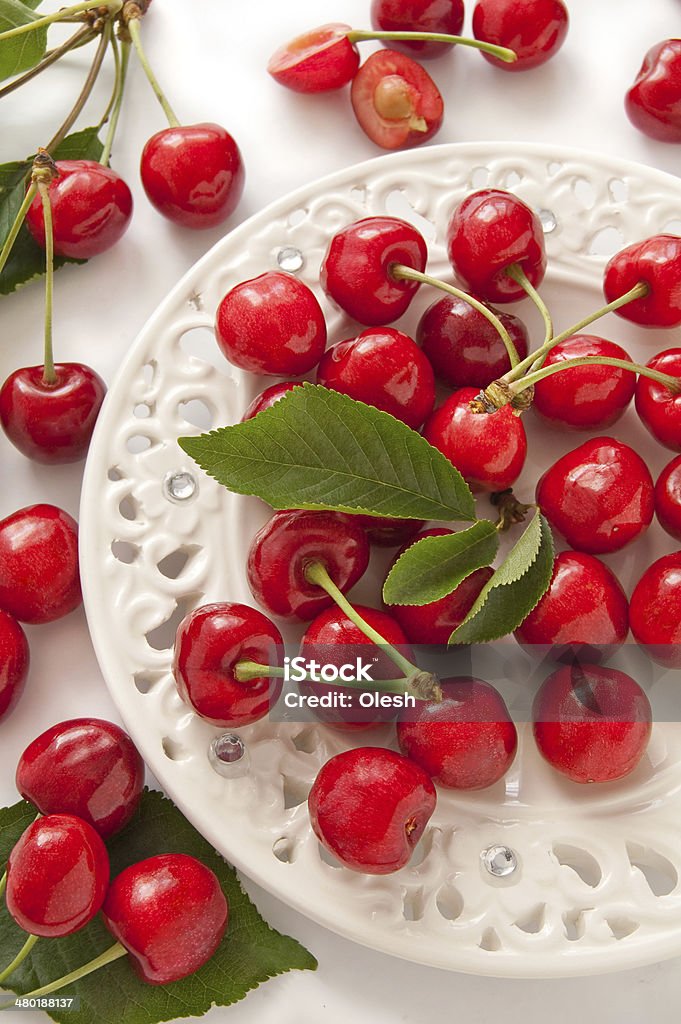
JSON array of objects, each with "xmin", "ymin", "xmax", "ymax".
[
  {"xmin": 536, "ymin": 437, "xmax": 654, "ymax": 554},
  {"xmin": 241, "ymin": 382, "xmax": 298, "ymax": 421},
  {"xmin": 351, "ymin": 49, "xmax": 444, "ymax": 150},
  {"xmin": 635, "ymin": 348, "xmax": 681, "ymax": 451},
  {"xmin": 0, "ymin": 504, "xmax": 81, "ymax": 623},
  {"xmin": 267, "ymin": 23, "xmax": 359, "ymax": 93},
  {"xmin": 386, "ymin": 528, "xmax": 494, "ymax": 644},
  {"xmin": 532, "ymin": 335, "xmax": 635, "ymax": 431},
  {"xmin": 173, "ymin": 603, "xmax": 283, "ymax": 727},
  {"xmin": 532, "ymin": 663, "xmax": 652, "ymax": 784},
  {"xmin": 320, "ymin": 216, "xmax": 427, "ymax": 326},
  {"xmin": 446, "ymin": 189, "xmax": 546, "ymax": 302},
  {"xmin": 352, "ymin": 514, "xmax": 425, "ymax": 547},
  {"xmin": 0, "ymin": 609, "xmax": 29, "ymax": 722},
  {"xmin": 16, "ymin": 718, "xmax": 145, "ymax": 838},
  {"xmin": 102, "ymin": 854, "xmax": 228, "ymax": 984},
  {"xmin": 308, "ymin": 747, "xmax": 436, "ymax": 873},
  {"xmin": 630, "ymin": 553, "xmax": 681, "ymax": 668},
  {"xmin": 140, "ymin": 123, "xmax": 244, "ymax": 229},
  {"xmin": 417, "ymin": 295, "xmax": 529, "ymax": 389},
  {"xmin": 625, "ymin": 39, "xmax": 681, "ymax": 143},
  {"xmin": 247, "ymin": 510, "xmax": 370, "ymax": 621},
  {"xmin": 603, "ymin": 235, "xmax": 681, "ymax": 328},
  {"xmin": 25, "ymin": 160, "xmax": 132, "ymax": 259},
  {"xmin": 655, "ymin": 455, "xmax": 681, "ymax": 541},
  {"xmin": 6, "ymin": 814, "xmax": 109, "ymax": 937},
  {"xmin": 0, "ymin": 363, "xmax": 106, "ymax": 463},
  {"xmin": 397, "ymin": 677, "xmax": 517, "ymax": 789},
  {"xmin": 472, "ymin": 0, "xmax": 568, "ymax": 71},
  {"xmin": 370, "ymin": 0, "xmax": 465, "ymax": 58},
  {"xmin": 423, "ymin": 389, "xmax": 527, "ymax": 492},
  {"xmin": 216, "ymin": 271, "xmax": 326, "ymax": 376},
  {"xmin": 316, "ymin": 327, "xmax": 435, "ymax": 429},
  {"xmin": 514, "ymin": 551, "xmax": 629, "ymax": 658}
]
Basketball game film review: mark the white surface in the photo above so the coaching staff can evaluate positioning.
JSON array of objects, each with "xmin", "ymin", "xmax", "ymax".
[{"xmin": 2, "ymin": 0, "xmax": 681, "ymax": 1018}]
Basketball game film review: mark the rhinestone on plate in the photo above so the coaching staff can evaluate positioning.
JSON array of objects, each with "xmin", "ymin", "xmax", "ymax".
[
  {"xmin": 276, "ymin": 246, "xmax": 305, "ymax": 273},
  {"xmin": 163, "ymin": 470, "xmax": 197, "ymax": 503},
  {"xmin": 481, "ymin": 844, "xmax": 518, "ymax": 878},
  {"xmin": 538, "ymin": 208, "xmax": 558, "ymax": 234},
  {"xmin": 208, "ymin": 733, "xmax": 250, "ymax": 778}
]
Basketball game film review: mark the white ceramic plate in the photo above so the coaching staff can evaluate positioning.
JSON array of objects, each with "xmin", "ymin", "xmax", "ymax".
[{"xmin": 81, "ymin": 142, "xmax": 681, "ymax": 978}]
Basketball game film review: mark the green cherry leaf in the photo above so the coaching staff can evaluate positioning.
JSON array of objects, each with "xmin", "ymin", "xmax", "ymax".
[
  {"xmin": 0, "ymin": 790, "xmax": 316, "ymax": 1024},
  {"xmin": 383, "ymin": 520, "xmax": 499, "ymax": 606},
  {"xmin": 449, "ymin": 509, "xmax": 555, "ymax": 644},
  {"xmin": 0, "ymin": 1, "xmax": 48, "ymax": 81},
  {"xmin": 180, "ymin": 383, "xmax": 476, "ymax": 523}
]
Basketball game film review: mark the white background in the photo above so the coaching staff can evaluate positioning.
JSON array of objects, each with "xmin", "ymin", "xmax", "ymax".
[{"xmin": 2, "ymin": 0, "xmax": 681, "ymax": 1020}]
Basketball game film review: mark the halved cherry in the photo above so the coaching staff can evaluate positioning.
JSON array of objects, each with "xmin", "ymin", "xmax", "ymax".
[
  {"xmin": 350, "ymin": 50, "xmax": 444, "ymax": 150},
  {"xmin": 267, "ymin": 23, "xmax": 360, "ymax": 93}
]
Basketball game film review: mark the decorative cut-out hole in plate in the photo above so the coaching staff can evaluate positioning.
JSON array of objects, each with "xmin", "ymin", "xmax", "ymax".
[
  {"xmin": 385, "ymin": 188, "xmax": 436, "ymax": 241},
  {"xmin": 179, "ymin": 327, "xmax": 229, "ymax": 376},
  {"xmin": 402, "ymin": 888, "xmax": 425, "ymax": 922},
  {"xmin": 145, "ymin": 594, "xmax": 201, "ymax": 651},
  {"xmin": 134, "ymin": 671, "xmax": 165, "ymax": 695},
  {"xmin": 111, "ymin": 540, "xmax": 139, "ymax": 564},
  {"xmin": 552, "ymin": 845, "xmax": 602, "ymax": 887},
  {"xmin": 408, "ymin": 827, "xmax": 439, "ymax": 868},
  {"xmin": 471, "ymin": 166, "xmax": 489, "ymax": 188},
  {"xmin": 547, "ymin": 161, "xmax": 563, "ymax": 175},
  {"xmin": 350, "ymin": 185, "xmax": 366, "ymax": 202},
  {"xmin": 563, "ymin": 908, "xmax": 590, "ymax": 941},
  {"xmin": 118, "ymin": 494, "xmax": 139, "ymax": 522},
  {"xmin": 133, "ymin": 403, "xmax": 152, "ymax": 419},
  {"xmin": 572, "ymin": 177, "xmax": 596, "ymax": 208},
  {"xmin": 291, "ymin": 727, "xmax": 319, "ymax": 754},
  {"xmin": 288, "ymin": 208, "xmax": 307, "ymax": 228},
  {"xmin": 156, "ymin": 548, "xmax": 197, "ymax": 580},
  {"xmin": 162, "ymin": 736, "xmax": 190, "ymax": 761},
  {"xmin": 126, "ymin": 434, "xmax": 152, "ymax": 454},
  {"xmin": 318, "ymin": 842, "xmax": 343, "ymax": 869},
  {"xmin": 514, "ymin": 904, "xmax": 546, "ymax": 935},
  {"xmin": 281, "ymin": 775, "xmax": 310, "ymax": 809},
  {"xmin": 108, "ymin": 466, "xmax": 123, "ymax": 481},
  {"xmin": 607, "ymin": 917, "xmax": 639, "ymax": 940},
  {"xmin": 627, "ymin": 843, "xmax": 678, "ymax": 896},
  {"xmin": 178, "ymin": 398, "xmax": 214, "ymax": 431},
  {"xmin": 141, "ymin": 361, "xmax": 156, "ymax": 385},
  {"xmin": 479, "ymin": 928, "xmax": 502, "ymax": 952},
  {"xmin": 504, "ymin": 169, "xmax": 522, "ymax": 188},
  {"xmin": 608, "ymin": 179, "xmax": 628, "ymax": 202},
  {"xmin": 589, "ymin": 226, "xmax": 624, "ymax": 256},
  {"xmin": 436, "ymin": 883, "xmax": 463, "ymax": 922},
  {"xmin": 273, "ymin": 837, "xmax": 295, "ymax": 863},
  {"xmin": 665, "ymin": 218, "xmax": 681, "ymax": 235}
]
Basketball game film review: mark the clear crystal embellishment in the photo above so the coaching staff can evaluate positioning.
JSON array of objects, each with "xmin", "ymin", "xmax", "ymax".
[
  {"xmin": 163, "ymin": 471, "xmax": 197, "ymax": 503},
  {"xmin": 277, "ymin": 246, "xmax": 304, "ymax": 273},
  {"xmin": 208, "ymin": 733, "xmax": 249, "ymax": 778},
  {"xmin": 481, "ymin": 844, "xmax": 518, "ymax": 878},
  {"xmin": 538, "ymin": 208, "xmax": 558, "ymax": 233}
]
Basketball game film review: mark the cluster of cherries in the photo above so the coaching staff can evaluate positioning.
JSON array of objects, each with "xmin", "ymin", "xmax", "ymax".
[
  {"xmin": 0, "ymin": 718, "xmax": 227, "ymax": 1002},
  {"xmin": 169, "ymin": 182, "xmax": 681, "ymax": 873},
  {"xmin": 268, "ymin": 0, "xmax": 570, "ymax": 149}
]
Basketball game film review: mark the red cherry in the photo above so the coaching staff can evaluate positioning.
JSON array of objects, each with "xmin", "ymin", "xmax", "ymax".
[
  {"xmin": 655, "ymin": 455, "xmax": 681, "ymax": 541},
  {"xmin": 173, "ymin": 602, "xmax": 283, "ymax": 727},
  {"xmin": 370, "ymin": 0, "xmax": 465, "ymax": 58},
  {"xmin": 241, "ymin": 381, "xmax": 298, "ymax": 421},
  {"xmin": 603, "ymin": 235, "xmax": 681, "ymax": 328},
  {"xmin": 16, "ymin": 718, "xmax": 144, "ymax": 838},
  {"xmin": 417, "ymin": 295, "xmax": 529, "ymax": 389},
  {"xmin": 514, "ymin": 551, "xmax": 629, "ymax": 658},
  {"xmin": 320, "ymin": 216, "xmax": 427, "ymax": 326},
  {"xmin": 472, "ymin": 0, "xmax": 569, "ymax": 71},
  {"xmin": 625, "ymin": 39, "xmax": 681, "ymax": 143},
  {"xmin": 423, "ymin": 389, "xmax": 527, "ymax": 492},
  {"xmin": 532, "ymin": 663, "xmax": 652, "ymax": 784},
  {"xmin": 140, "ymin": 123, "xmax": 244, "ymax": 230},
  {"xmin": 0, "ymin": 609, "xmax": 29, "ymax": 722},
  {"xmin": 267, "ymin": 23, "xmax": 359, "ymax": 93},
  {"xmin": 536, "ymin": 437, "xmax": 654, "ymax": 554},
  {"xmin": 629, "ymin": 553, "xmax": 681, "ymax": 668},
  {"xmin": 635, "ymin": 348, "xmax": 681, "ymax": 451},
  {"xmin": 316, "ymin": 327, "xmax": 435, "ymax": 429},
  {"xmin": 350, "ymin": 49, "xmax": 444, "ymax": 150},
  {"xmin": 102, "ymin": 853, "xmax": 228, "ymax": 984},
  {"xmin": 216, "ymin": 271, "xmax": 327, "ymax": 376},
  {"xmin": 446, "ymin": 189, "xmax": 546, "ymax": 302},
  {"xmin": 6, "ymin": 814, "xmax": 109, "ymax": 937},
  {"xmin": 352, "ymin": 514, "xmax": 425, "ymax": 547},
  {"xmin": 532, "ymin": 335, "xmax": 635, "ymax": 431},
  {"xmin": 300, "ymin": 604, "xmax": 413, "ymax": 729},
  {"xmin": 247, "ymin": 510, "xmax": 370, "ymax": 621},
  {"xmin": 308, "ymin": 747, "xmax": 436, "ymax": 873},
  {"xmin": 397, "ymin": 677, "xmax": 517, "ymax": 789},
  {"xmin": 386, "ymin": 528, "xmax": 494, "ymax": 644},
  {"xmin": 0, "ymin": 504, "xmax": 81, "ymax": 624},
  {"xmin": 0, "ymin": 363, "xmax": 105, "ymax": 463},
  {"xmin": 25, "ymin": 160, "xmax": 132, "ymax": 259}
]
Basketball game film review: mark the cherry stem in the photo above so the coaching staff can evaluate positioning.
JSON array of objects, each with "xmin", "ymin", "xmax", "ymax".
[
  {"xmin": 0, "ymin": 872, "xmax": 5, "ymax": 901},
  {"xmin": 127, "ymin": 16, "xmax": 180, "ymax": 128},
  {"xmin": 100, "ymin": 38, "xmax": 131, "ymax": 166},
  {"xmin": 234, "ymin": 660, "xmax": 412, "ymax": 695},
  {"xmin": 36, "ymin": 178, "xmax": 56, "ymax": 386},
  {"xmin": 0, "ymin": 942, "xmax": 127, "ymax": 1008},
  {"xmin": 0, "ymin": 26, "xmax": 94, "ymax": 101},
  {"xmin": 506, "ymin": 263, "xmax": 553, "ymax": 345},
  {"xmin": 0, "ymin": 935, "xmax": 40, "ymax": 985},
  {"xmin": 347, "ymin": 29, "xmax": 517, "ymax": 64},
  {"xmin": 0, "ymin": 183, "xmax": 37, "ymax": 281},
  {"xmin": 512, "ymin": 355, "xmax": 681, "ymax": 396},
  {"xmin": 46, "ymin": 22, "xmax": 111, "ymax": 154},
  {"xmin": 491, "ymin": 490, "xmax": 534, "ymax": 532},
  {"xmin": 391, "ymin": 264, "xmax": 520, "ymax": 368},
  {"xmin": 0, "ymin": 0, "xmax": 122, "ymax": 41}
]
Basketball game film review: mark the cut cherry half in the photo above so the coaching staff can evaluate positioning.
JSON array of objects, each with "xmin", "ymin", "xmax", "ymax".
[
  {"xmin": 351, "ymin": 49, "xmax": 444, "ymax": 149},
  {"xmin": 267, "ymin": 23, "xmax": 360, "ymax": 93}
]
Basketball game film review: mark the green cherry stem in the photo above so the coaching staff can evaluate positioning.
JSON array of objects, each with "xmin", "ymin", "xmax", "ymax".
[
  {"xmin": 234, "ymin": 661, "xmax": 413, "ymax": 695},
  {"xmin": 0, "ymin": 935, "xmax": 40, "ymax": 985},
  {"xmin": 127, "ymin": 16, "xmax": 180, "ymax": 127},
  {"xmin": 0, "ymin": 0, "xmax": 122, "ymax": 41},
  {"xmin": 0, "ymin": 184, "xmax": 36, "ymax": 281},
  {"xmin": 347, "ymin": 28, "xmax": 517, "ymax": 64},
  {"xmin": 45, "ymin": 23, "xmax": 111, "ymax": 153},
  {"xmin": 0, "ymin": 943, "xmax": 127, "ymax": 1009},
  {"xmin": 100, "ymin": 39, "xmax": 131, "ymax": 166},
  {"xmin": 510, "ymin": 355, "xmax": 681, "ymax": 398},
  {"xmin": 35, "ymin": 164, "xmax": 57, "ymax": 386},
  {"xmin": 391, "ymin": 264, "xmax": 520, "ymax": 368},
  {"xmin": 0, "ymin": 26, "xmax": 94, "ymax": 101},
  {"xmin": 506, "ymin": 263, "xmax": 553, "ymax": 345},
  {"xmin": 0, "ymin": 871, "xmax": 5, "ymax": 901}
]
